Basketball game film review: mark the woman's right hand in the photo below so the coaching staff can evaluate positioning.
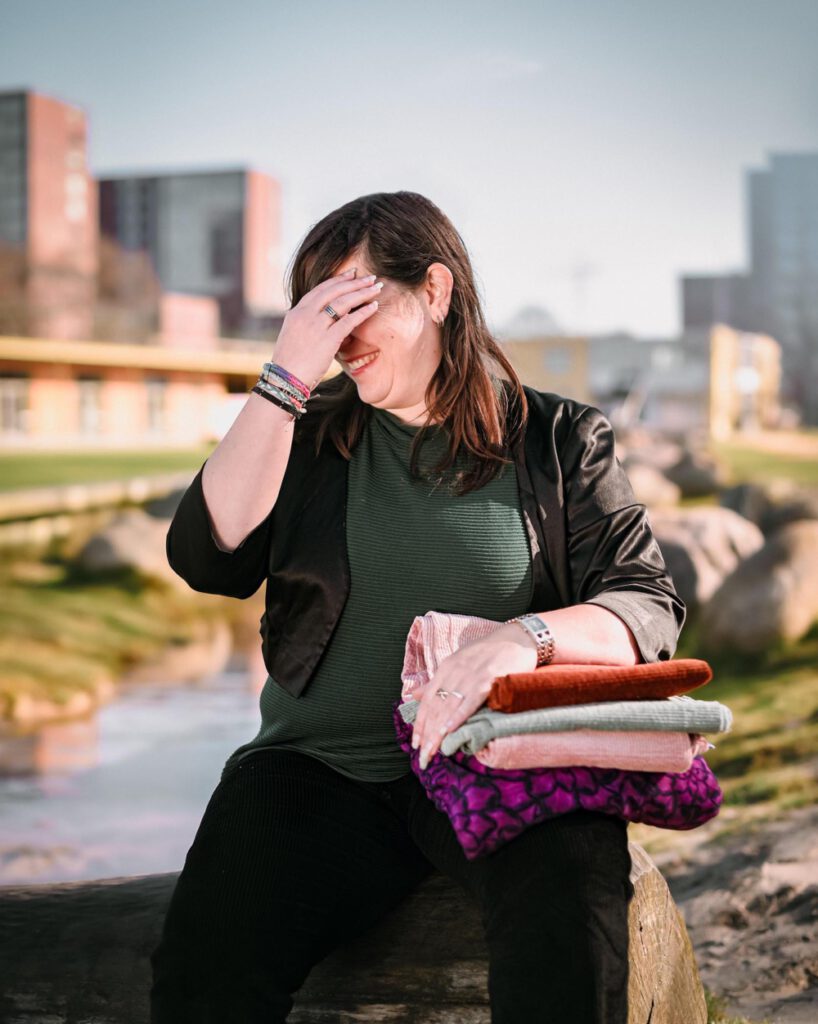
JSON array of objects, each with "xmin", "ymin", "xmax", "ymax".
[{"xmin": 272, "ymin": 268, "xmax": 383, "ymax": 390}]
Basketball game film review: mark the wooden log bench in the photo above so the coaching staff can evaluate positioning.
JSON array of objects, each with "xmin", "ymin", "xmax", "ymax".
[{"xmin": 0, "ymin": 842, "xmax": 705, "ymax": 1023}]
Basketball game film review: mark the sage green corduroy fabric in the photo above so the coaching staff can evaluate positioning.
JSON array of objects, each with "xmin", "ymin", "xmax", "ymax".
[{"xmin": 222, "ymin": 403, "xmax": 534, "ymax": 782}]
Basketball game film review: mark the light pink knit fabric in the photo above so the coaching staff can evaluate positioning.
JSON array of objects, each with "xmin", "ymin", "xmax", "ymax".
[
  {"xmin": 473, "ymin": 729, "xmax": 711, "ymax": 772},
  {"xmin": 400, "ymin": 611, "xmax": 499, "ymax": 701}
]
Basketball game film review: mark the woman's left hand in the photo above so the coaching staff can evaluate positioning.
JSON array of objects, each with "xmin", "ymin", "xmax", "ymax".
[{"xmin": 410, "ymin": 622, "xmax": 539, "ymax": 769}]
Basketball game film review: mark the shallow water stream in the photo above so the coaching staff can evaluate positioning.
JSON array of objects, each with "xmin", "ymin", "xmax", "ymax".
[{"xmin": 0, "ymin": 663, "xmax": 263, "ymax": 886}]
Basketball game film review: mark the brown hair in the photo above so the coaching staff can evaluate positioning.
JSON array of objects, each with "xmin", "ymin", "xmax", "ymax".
[{"xmin": 286, "ymin": 191, "xmax": 529, "ymax": 496}]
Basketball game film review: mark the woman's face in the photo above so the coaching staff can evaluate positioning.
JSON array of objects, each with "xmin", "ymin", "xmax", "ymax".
[{"xmin": 331, "ymin": 255, "xmax": 452, "ymax": 424}]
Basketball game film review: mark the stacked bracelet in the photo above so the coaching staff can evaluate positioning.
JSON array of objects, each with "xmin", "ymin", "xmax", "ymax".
[
  {"xmin": 259, "ymin": 375, "xmax": 305, "ymax": 411},
  {"xmin": 251, "ymin": 362, "xmax": 312, "ymax": 419},
  {"xmin": 262, "ymin": 362, "xmax": 311, "ymax": 401},
  {"xmin": 251, "ymin": 383, "xmax": 302, "ymax": 419},
  {"xmin": 252, "ymin": 379, "xmax": 305, "ymax": 418}
]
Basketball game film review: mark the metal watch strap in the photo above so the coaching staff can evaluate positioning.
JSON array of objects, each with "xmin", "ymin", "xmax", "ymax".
[{"xmin": 506, "ymin": 613, "xmax": 556, "ymax": 667}]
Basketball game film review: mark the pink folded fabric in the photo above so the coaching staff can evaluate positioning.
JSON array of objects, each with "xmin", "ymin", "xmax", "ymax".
[
  {"xmin": 474, "ymin": 729, "xmax": 711, "ymax": 772},
  {"xmin": 401, "ymin": 611, "xmax": 498, "ymax": 700}
]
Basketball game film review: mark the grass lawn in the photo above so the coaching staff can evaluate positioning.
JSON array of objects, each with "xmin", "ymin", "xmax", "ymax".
[
  {"xmin": 0, "ymin": 557, "xmax": 235, "ymax": 722},
  {"xmin": 679, "ymin": 620, "xmax": 818, "ymax": 813},
  {"xmin": 710, "ymin": 430, "xmax": 818, "ymax": 489},
  {"xmin": 2, "ymin": 429, "xmax": 818, "ymax": 492},
  {"xmin": 0, "ymin": 446, "xmax": 216, "ymax": 491},
  {"xmin": 629, "ymin": 617, "xmax": 818, "ymax": 863}
]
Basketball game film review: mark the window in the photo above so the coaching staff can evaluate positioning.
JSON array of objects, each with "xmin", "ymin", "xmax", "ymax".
[
  {"xmin": 0, "ymin": 375, "xmax": 30, "ymax": 435},
  {"xmin": 77, "ymin": 376, "xmax": 103, "ymax": 435},
  {"xmin": 542, "ymin": 347, "xmax": 572, "ymax": 375},
  {"xmin": 146, "ymin": 377, "xmax": 168, "ymax": 434}
]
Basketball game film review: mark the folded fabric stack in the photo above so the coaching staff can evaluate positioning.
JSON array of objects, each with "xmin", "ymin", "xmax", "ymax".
[{"xmin": 393, "ymin": 611, "xmax": 730, "ymax": 860}]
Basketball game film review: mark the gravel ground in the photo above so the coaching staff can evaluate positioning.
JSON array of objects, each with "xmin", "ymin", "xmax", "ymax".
[{"xmin": 645, "ymin": 803, "xmax": 818, "ymax": 1024}]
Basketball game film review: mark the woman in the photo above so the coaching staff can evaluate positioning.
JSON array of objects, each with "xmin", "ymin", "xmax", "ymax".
[{"xmin": 150, "ymin": 191, "xmax": 685, "ymax": 1023}]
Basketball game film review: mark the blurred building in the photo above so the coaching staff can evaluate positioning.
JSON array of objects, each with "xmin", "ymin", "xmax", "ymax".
[
  {"xmin": 707, "ymin": 325, "xmax": 781, "ymax": 440},
  {"xmin": 682, "ymin": 151, "xmax": 818, "ymax": 423},
  {"xmin": 593, "ymin": 325, "xmax": 781, "ymax": 440},
  {"xmin": 500, "ymin": 304, "xmax": 565, "ymax": 340},
  {"xmin": 0, "ymin": 88, "xmax": 98, "ymax": 339},
  {"xmin": 500, "ymin": 324, "xmax": 780, "ymax": 441},
  {"xmin": 585, "ymin": 332, "xmax": 678, "ymax": 412},
  {"xmin": 500, "ymin": 335, "xmax": 592, "ymax": 404},
  {"xmin": 0, "ymin": 332, "xmax": 271, "ymax": 450},
  {"xmin": 98, "ymin": 167, "xmax": 286, "ymax": 337},
  {"xmin": 681, "ymin": 274, "xmax": 754, "ymax": 334}
]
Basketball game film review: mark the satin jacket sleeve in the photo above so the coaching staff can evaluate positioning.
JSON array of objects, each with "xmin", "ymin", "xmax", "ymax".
[
  {"xmin": 560, "ymin": 405, "xmax": 686, "ymax": 662},
  {"xmin": 165, "ymin": 458, "xmax": 273, "ymax": 599}
]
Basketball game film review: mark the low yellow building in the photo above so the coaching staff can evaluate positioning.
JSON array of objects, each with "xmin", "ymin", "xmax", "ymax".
[
  {"xmin": 499, "ymin": 335, "xmax": 592, "ymax": 403},
  {"xmin": 708, "ymin": 324, "xmax": 782, "ymax": 440},
  {"xmin": 500, "ymin": 325, "xmax": 781, "ymax": 440},
  {"xmin": 0, "ymin": 321, "xmax": 782, "ymax": 451},
  {"xmin": 0, "ymin": 334, "xmax": 270, "ymax": 450}
]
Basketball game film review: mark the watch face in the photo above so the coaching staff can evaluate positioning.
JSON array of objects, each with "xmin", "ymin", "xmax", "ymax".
[{"xmin": 523, "ymin": 614, "xmax": 548, "ymax": 632}]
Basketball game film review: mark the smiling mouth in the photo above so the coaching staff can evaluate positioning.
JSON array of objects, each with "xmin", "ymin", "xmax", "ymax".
[{"xmin": 343, "ymin": 351, "xmax": 379, "ymax": 372}]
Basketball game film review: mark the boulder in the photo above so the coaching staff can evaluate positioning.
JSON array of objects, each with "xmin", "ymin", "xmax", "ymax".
[
  {"xmin": 0, "ymin": 843, "xmax": 706, "ymax": 1023},
  {"xmin": 618, "ymin": 434, "xmax": 686, "ymax": 473},
  {"xmin": 623, "ymin": 461, "xmax": 682, "ymax": 507},
  {"xmin": 75, "ymin": 508, "xmax": 181, "ymax": 590},
  {"xmin": 761, "ymin": 490, "xmax": 818, "ymax": 533},
  {"xmin": 698, "ymin": 519, "xmax": 818, "ymax": 653},
  {"xmin": 719, "ymin": 480, "xmax": 791, "ymax": 529},
  {"xmin": 663, "ymin": 450, "xmax": 729, "ymax": 499},
  {"xmin": 144, "ymin": 486, "xmax": 186, "ymax": 519},
  {"xmin": 647, "ymin": 506, "xmax": 765, "ymax": 614},
  {"xmin": 720, "ymin": 481, "xmax": 818, "ymax": 535}
]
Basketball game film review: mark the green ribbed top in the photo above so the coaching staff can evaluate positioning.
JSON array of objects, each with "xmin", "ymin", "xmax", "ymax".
[{"xmin": 222, "ymin": 400, "xmax": 534, "ymax": 782}]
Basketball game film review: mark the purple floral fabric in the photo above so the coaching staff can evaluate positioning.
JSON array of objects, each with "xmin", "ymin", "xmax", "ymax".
[{"xmin": 392, "ymin": 699, "xmax": 723, "ymax": 860}]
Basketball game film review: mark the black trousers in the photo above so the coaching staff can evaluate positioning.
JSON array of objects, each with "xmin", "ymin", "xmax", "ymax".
[{"xmin": 149, "ymin": 747, "xmax": 634, "ymax": 1023}]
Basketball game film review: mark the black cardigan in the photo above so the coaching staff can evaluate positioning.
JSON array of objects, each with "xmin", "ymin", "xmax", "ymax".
[{"xmin": 166, "ymin": 384, "xmax": 686, "ymax": 698}]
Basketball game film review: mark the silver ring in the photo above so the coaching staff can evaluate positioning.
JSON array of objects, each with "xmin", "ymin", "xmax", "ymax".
[
  {"xmin": 435, "ymin": 689, "xmax": 466, "ymax": 701},
  {"xmin": 323, "ymin": 304, "xmax": 341, "ymax": 321}
]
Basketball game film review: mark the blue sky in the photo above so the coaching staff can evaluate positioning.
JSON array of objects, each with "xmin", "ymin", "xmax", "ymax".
[{"xmin": 3, "ymin": 0, "xmax": 817, "ymax": 337}]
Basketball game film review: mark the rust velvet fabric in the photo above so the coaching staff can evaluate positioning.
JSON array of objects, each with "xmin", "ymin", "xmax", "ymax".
[{"xmin": 487, "ymin": 658, "xmax": 713, "ymax": 713}]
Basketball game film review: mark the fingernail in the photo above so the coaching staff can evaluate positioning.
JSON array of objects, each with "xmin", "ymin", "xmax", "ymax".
[
  {"xmin": 420, "ymin": 746, "xmax": 431, "ymax": 769},
  {"xmin": 343, "ymin": 268, "xmax": 356, "ymax": 276},
  {"xmin": 411, "ymin": 733, "xmax": 420, "ymax": 749}
]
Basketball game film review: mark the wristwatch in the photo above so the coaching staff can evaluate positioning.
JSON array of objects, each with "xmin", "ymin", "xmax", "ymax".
[{"xmin": 506, "ymin": 613, "xmax": 556, "ymax": 667}]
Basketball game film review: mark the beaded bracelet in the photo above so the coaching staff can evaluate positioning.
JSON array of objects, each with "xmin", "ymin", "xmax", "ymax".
[
  {"xmin": 254, "ymin": 377, "xmax": 306, "ymax": 416},
  {"xmin": 251, "ymin": 384, "xmax": 303, "ymax": 419},
  {"xmin": 262, "ymin": 361, "xmax": 311, "ymax": 400}
]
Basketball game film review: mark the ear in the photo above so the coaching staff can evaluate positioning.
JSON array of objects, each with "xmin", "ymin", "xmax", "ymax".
[{"xmin": 424, "ymin": 262, "xmax": 454, "ymax": 323}]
